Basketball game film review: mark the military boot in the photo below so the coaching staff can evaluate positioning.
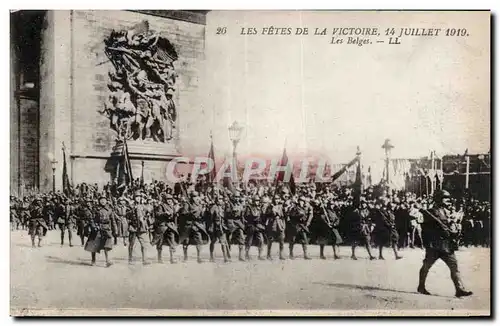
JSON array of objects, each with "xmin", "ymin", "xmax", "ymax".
[
  {"xmin": 303, "ymin": 244, "xmax": 312, "ymax": 260},
  {"xmin": 170, "ymin": 248, "xmax": 178, "ymax": 264},
  {"xmin": 238, "ymin": 245, "xmax": 245, "ymax": 261}
]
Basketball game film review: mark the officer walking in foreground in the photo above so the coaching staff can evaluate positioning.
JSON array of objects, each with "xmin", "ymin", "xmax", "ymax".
[
  {"xmin": 128, "ymin": 192, "xmax": 150, "ymax": 265},
  {"xmin": 418, "ymin": 190, "xmax": 473, "ymax": 298}
]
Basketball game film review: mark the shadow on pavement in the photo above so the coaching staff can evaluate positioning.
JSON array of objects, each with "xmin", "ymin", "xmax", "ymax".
[
  {"xmin": 313, "ymin": 282, "xmax": 454, "ymax": 298},
  {"xmin": 45, "ymin": 255, "xmax": 93, "ymax": 267}
]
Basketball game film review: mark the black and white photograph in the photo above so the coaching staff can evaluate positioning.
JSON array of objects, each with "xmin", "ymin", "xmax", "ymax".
[{"xmin": 8, "ymin": 9, "xmax": 491, "ymax": 316}]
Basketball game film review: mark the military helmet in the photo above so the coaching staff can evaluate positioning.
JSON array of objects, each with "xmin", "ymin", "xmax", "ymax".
[{"xmin": 434, "ymin": 189, "xmax": 451, "ymax": 202}]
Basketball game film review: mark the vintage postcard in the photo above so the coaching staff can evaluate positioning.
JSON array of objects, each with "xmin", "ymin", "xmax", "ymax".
[{"xmin": 9, "ymin": 10, "xmax": 490, "ymax": 316}]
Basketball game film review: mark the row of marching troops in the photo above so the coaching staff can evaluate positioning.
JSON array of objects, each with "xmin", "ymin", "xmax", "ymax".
[{"xmin": 9, "ymin": 183, "xmax": 490, "ymax": 266}]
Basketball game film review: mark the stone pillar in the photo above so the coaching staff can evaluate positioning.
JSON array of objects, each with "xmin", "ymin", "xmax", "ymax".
[
  {"xmin": 39, "ymin": 10, "xmax": 73, "ymax": 192},
  {"xmin": 10, "ymin": 33, "xmax": 19, "ymax": 194}
]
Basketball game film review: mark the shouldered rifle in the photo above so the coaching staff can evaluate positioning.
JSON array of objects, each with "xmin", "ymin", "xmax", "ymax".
[
  {"xmin": 320, "ymin": 201, "xmax": 333, "ymax": 229},
  {"xmin": 420, "ymin": 208, "xmax": 451, "ymax": 237}
]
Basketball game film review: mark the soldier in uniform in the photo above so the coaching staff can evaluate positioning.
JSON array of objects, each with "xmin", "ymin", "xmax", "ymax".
[
  {"xmin": 43, "ymin": 197, "xmax": 56, "ymax": 231},
  {"xmin": 151, "ymin": 193, "xmax": 180, "ymax": 264},
  {"xmin": 311, "ymin": 199, "xmax": 342, "ymax": 260},
  {"xmin": 55, "ymin": 196, "xmax": 74, "ymax": 247},
  {"xmin": 28, "ymin": 197, "xmax": 48, "ymax": 248},
  {"xmin": 19, "ymin": 198, "xmax": 30, "ymax": 231},
  {"xmin": 114, "ymin": 197, "xmax": 129, "ymax": 246},
  {"xmin": 145, "ymin": 196, "xmax": 156, "ymax": 243},
  {"xmin": 244, "ymin": 196, "xmax": 267, "ymax": 260},
  {"xmin": 348, "ymin": 200, "xmax": 376, "ymax": 260},
  {"xmin": 224, "ymin": 193, "xmax": 246, "ymax": 261},
  {"xmin": 287, "ymin": 196, "xmax": 313, "ymax": 260},
  {"xmin": 264, "ymin": 195, "xmax": 286, "ymax": 260},
  {"xmin": 84, "ymin": 195, "xmax": 116, "ymax": 267},
  {"xmin": 371, "ymin": 199, "xmax": 402, "ymax": 260},
  {"xmin": 77, "ymin": 198, "xmax": 94, "ymax": 246},
  {"xmin": 208, "ymin": 196, "xmax": 230, "ymax": 262},
  {"xmin": 409, "ymin": 201, "xmax": 424, "ymax": 248},
  {"xmin": 10, "ymin": 196, "xmax": 19, "ymax": 231},
  {"xmin": 128, "ymin": 192, "xmax": 151, "ymax": 265},
  {"xmin": 418, "ymin": 190, "xmax": 473, "ymax": 297},
  {"xmin": 179, "ymin": 191, "xmax": 210, "ymax": 263}
]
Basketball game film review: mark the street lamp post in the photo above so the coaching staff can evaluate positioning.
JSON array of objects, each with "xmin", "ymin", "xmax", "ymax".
[
  {"xmin": 50, "ymin": 157, "xmax": 58, "ymax": 192},
  {"xmin": 228, "ymin": 121, "xmax": 244, "ymax": 186},
  {"xmin": 381, "ymin": 139, "xmax": 394, "ymax": 187}
]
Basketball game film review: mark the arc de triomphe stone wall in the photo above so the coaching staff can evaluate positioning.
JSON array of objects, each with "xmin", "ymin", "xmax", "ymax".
[{"xmin": 38, "ymin": 10, "xmax": 206, "ymax": 190}]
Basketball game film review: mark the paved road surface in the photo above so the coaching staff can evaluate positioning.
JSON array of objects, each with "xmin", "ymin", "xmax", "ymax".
[{"xmin": 10, "ymin": 230, "xmax": 490, "ymax": 315}]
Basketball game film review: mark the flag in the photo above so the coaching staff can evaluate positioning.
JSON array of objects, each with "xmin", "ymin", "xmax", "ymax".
[
  {"xmin": 352, "ymin": 158, "xmax": 362, "ymax": 207},
  {"xmin": 117, "ymin": 139, "xmax": 133, "ymax": 189},
  {"xmin": 222, "ymin": 162, "xmax": 235, "ymax": 193},
  {"xmin": 140, "ymin": 161, "xmax": 145, "ymax": 187},
  {"xmin": 331, "ymin": 156, "xmax": 359, "ymax": 183},
  {"xmin": 62, "ymin": 143, "xmax": 71, "ymax": 195},
  {"xmin": 275, "ymin": 147, "xmax": 296, "ymax": 195},
  {"xmin": 207, "ymin": 134, "xmax": 217, "ymax": 183}
]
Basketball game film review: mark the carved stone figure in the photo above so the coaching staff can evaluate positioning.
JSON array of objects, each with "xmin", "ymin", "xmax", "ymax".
[{"xmin": 100, "ymin": 20, "xmax": 179, "ymax": 142}]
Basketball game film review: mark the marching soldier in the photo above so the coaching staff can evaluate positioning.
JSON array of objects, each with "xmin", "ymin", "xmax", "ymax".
[
  {"xmin": 244, "ymin": 196, "xmax": 267, "ymax": 260},
  {"xmin": 114, "ymin": 197, "xmax": 129, "ymax": 246},
  {"xmin": 84, "ymin": 195, "xmax": 116, "ymax": 267},
  {"xmin": 208, "ymin": 196, "xmax": 230, "ymax": 262},
  {"xmin": 179, "ymin": 191, "xmax": 210, "ymax": 263},
  {"xmin": 128, "ymin": 192, "xmax": 150, "ymax": 265},
  {"xmin": 312, "ymin": 199, "xmax": 342, "ymax": 260},
  {"xmin": 349, "ymin": 200, "xmax": 376, "ymax": 260},
  {"xmin": 20, "ymin": 198, "xmax": 31, "ymax": 231},
  {"xmin": 145, "ymin": 196, "xmax": 156, "ymax": 243},
  {"xmin": 287, "ymin": 196, "xmax": 313, "ymax": 260},
  {"xmin": 55, "ymin": 196, "xmax": 74, "ymax": 247},
  {"xmin": 43, "ymin": 197, "xmax": 56, "ymax": 231},
  {"xmin": 371, "ymin": 199, "xmax": 402, "ymax": 260},
  {"xmin": 418, "ymin": 190, "xmax": 473, "ymax": 297},
  {"xmin": 151, "ymin": 193, "xmax": 180, "ymax": 264},
  {"xmin": 28, "ymin": 197, "xmax": 48, "ymax": 248},
  {"xmin": 76, "ymin": 198, "xmax": 94, "ymax": 246},
  {"xmin": 265, "ymin": 195, "xmax": 286, "ymax": 260},
  {"xmin": 224, "ymin": 192, "xmax": 246, "ymax": 261},
  {"xmin": 10, "ymin": 196, "xmax": 19, "ymax": 231}
]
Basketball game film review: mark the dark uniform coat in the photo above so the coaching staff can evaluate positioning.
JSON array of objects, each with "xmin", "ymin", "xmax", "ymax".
[
  {"xmin": 311, "ymin": 204, "xmax": 343, "ymax": 245},
  {"xmin": 84, "ymin": 205, "xmax": 116, "ymax": 253},
  {"xmin": 128, "ymin": 204, "xmax": 149, "ymax": 234},
  {"xmin": 244, "ymin": 204, "xmax": 266, "ymax": 247},
  {"xmin": 265, "ymin": 203, "xmax": 286, "ymax": 242},
  {"xmin": 151, "ymin": 202, "xmax": 179, "ymax": 247},
  {"xmin": 348, "ymin": 208, "xmax": 371, "ymax": 245},
  {"xmin": 77, "ymin": 204, "xmax": 93, "ymax": 238},
  {"xmin": 179, "ymin": 202, "xmax": 210, "ymax": 245},
  {"xmin": 28, "ymin": 203, "xmax": 48, "ymax": 236},
  {"xmin": 224, "ymin": 201, "xmax": 246, "ymax": 245},
  {"xmin": 114, "ymin": 204, "xmax": 129, "ymax": 238},
  {"xmin": 372, "ymin": 208, "xmax": 399, "ymax": 247},
  {"xmin": 421, "ymin": 207, "xmax": 458, "ymax": 253},
  {"xmin": 286, "ymin": 204, "xmax": 313, "ymax": 244}
]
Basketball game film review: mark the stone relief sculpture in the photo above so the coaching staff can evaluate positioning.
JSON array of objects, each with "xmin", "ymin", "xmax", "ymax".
[{"xmin": 100, "ymin": 20, "xmax": 178, "ymax": 143}]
